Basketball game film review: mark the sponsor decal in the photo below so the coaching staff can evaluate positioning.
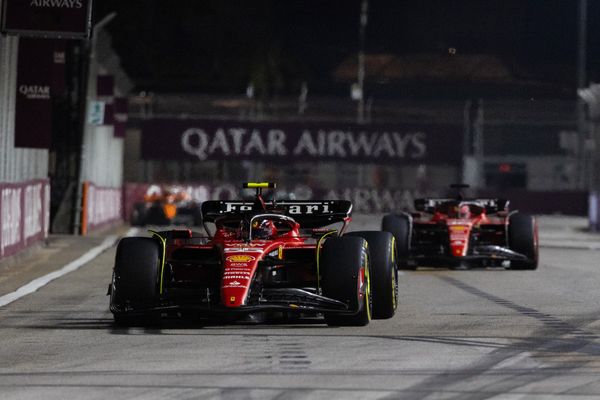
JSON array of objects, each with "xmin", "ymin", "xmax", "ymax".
[
  {"xmin": 18, "ymin": 85, "xmax": 50, "ymax": 100},
  {"xmin": 2, "ymin": 0, "xmax": 92, "ymax": 39},
  {"xmin": 141, "ymin": 119, "xmax": 463, "ymax": 165},
  {"xmin": 29, "ymin": 0, "xmax": 83, "ymax": 9},
  {"xmin": 179, "ymin": 128, "xmax": 426, "ymax": 161},
  {"xmin": 224, "ymin": 242, "xmax": 264, "ymax": 247},
  {"xmin": 222, "ymin": 201, "xmax": 331, "ymax": 215},
  {"xmin": 223, "ymin": 275, "xmax": 251, "ymax": 280},
  {"xmin": 226, "ymin": 255, "xmax": 256, "ymax": 263},
  {"xmin": 224, "ymin": 248, "xmax": 263, "ymax": 253},
  {"xmin": 448, "ymin": 221, "xmax": 469, "ymax": 226},
  {"xmin": 228, "ymin": 262, "xmax": 250, "ymax": 267},
  {"xmin": 54, "ymin": 51, "xmax": 66, "ymax": 64},
  {"xmin": 223, "ymin": 271, "xmax": 251, "ymax": 276},
  {"xmin": 229, "ymin": 296, "xmax": 236, "ymax": 303}
]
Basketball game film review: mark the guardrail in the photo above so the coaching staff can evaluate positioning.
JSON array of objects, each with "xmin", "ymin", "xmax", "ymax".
[{"xmin": 0, "ymin": 179, "xmax": 50, "ymax": 259}]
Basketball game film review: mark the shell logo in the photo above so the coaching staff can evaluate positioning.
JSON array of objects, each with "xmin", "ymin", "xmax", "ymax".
[{"xmin": 226, "ymin": 255, "xmax": 256, "ymax": 262}]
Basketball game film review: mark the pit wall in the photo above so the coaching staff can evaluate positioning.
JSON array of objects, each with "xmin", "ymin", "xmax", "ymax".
[
  {"xmin": 0, "ymin": 180, "xmax": 50, "ymax": 259},
  {"xmin": 79, "ymin": 181, "xmax": 123, "ymax": 235}
]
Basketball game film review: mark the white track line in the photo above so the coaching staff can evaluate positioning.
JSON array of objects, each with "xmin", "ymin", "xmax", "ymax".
[{"xmin": 0, "ymin": 235, "xmax": 118, "ymax": 308}]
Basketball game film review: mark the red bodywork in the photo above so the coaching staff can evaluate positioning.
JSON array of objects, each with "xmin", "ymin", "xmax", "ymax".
[
  {"xmin": 146, "ymin": 198, "xmax": 356, "ymax": 313},
  {"xmin": 167, "ymin": 221, "xmax": 313, "ymax": 309},
  {"xmin": 408, "ymin": 198, "xmax": 537, "ymax": 267}
]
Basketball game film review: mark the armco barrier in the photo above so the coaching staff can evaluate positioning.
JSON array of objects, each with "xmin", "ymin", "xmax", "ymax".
[
  {"xmin": 80, "ymin": 181, "xmax": 123, "ymax": 235},
  {"xmin": 0, "ymin": 180, "xmax": 50, "ymax": 259}
]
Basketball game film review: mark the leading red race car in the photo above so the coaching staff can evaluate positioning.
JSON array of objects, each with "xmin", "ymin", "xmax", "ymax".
[
  {"xmin": 381, "ymin": 184, "xmax": 538, "ymax": 270},
  {"xmin": 109, "ymin": 183, "xmax": 398, "ymax": 326}
]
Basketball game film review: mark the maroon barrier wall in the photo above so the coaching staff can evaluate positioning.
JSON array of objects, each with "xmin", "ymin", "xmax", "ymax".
[
  {"xmin": 0, "ymin": 179, "xmax": 50, "ymax": 259},
  {"xmin": 124, "ymin": 182, "xmax": 588, "ymax": 219},
  {"xmin": 81, "ymin": 181, "xmax": 123, "ymax": 234}
]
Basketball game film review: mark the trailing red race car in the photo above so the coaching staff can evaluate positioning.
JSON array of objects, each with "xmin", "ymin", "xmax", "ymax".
[
  {"xmin": 110, "ymin": 182, "xmax": 398, "ymax": 326},
  {"xmin": 381, "ymin": 184, "xmax": 538, "ymax": 270}
]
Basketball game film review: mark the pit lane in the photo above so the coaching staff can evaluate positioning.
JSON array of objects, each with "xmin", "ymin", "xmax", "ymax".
[{"xmin": 0, "ymin": 216, "xmax": 599, "ymax": 399}]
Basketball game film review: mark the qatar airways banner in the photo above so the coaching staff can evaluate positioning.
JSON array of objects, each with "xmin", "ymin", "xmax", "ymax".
[
  {"xmin": 141, "ymin": 119, "xmax": 463, "ymax": 165},
  {"xmin": 0, "ymin": 180, "xmax": 50, "ymax": 259},
  {"xmin": 1, "ymin": 0, "xmax": 92, "ymax": 38},
  {"xmin": 15, "ymin": 38, "xmax": 65, "ymax": 149}
]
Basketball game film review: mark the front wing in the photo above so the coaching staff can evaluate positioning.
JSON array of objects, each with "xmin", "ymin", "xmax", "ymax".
[{"xmin": 110, "ymin": 287, "xmax": 352, "ymax": 317}]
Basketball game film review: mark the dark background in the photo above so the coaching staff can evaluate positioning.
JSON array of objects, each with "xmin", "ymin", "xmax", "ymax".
[{"xmin": 94, "ymin": 0, "xmax": 600, "ymax": 96}]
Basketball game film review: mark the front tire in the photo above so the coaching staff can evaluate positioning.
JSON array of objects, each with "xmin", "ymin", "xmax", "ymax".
[
  {"xmin": 110, "ymin": 237, "xmax": 161, "ymax": 325},
  {"xmin": 508, "ymin": 213, "xmax": 538, "ymax": 270},
  {"xmin": 347, "ymin": 231, "xmax": 397, "ymax": 319},
  {"xmin": 321, "ymin": 236, "xmax": 371, "ymax": 327}
]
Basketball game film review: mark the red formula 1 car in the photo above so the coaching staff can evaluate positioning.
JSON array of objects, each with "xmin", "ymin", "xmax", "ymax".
[
  {"xmin": 381, "ymin": 184, "xmax": 538, "ymax": 270},
  {"xmin": 109, "ymin": 183, "xmax": 398, "ymax": 326}
]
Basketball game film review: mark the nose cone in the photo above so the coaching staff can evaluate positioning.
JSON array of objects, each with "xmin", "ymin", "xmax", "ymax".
[
  {"xmin": 221, "ymin": 253, "xmax": 259, "ymax": 307},
  {"xmin": 448, "ymin": 224, "xmax": 470, "ymax": 257}
]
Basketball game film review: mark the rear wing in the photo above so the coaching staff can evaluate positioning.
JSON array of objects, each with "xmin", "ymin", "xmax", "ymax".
[
  {"xmin": 201, "ymin": 200, "xmax": 353, "ymax": 228},
  {"xmin": 414, "ymin": 198, "xmax": 509, "ymax": 214}
]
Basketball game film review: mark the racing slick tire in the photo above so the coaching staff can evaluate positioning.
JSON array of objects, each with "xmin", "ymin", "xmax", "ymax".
[
  {"xmin": 321, "ymin": 236, "xmax": 372, "ymax": 327},
  {"xmin": 381, "ymin": 213, "xmax": 414, "ymax": 270},
  {"xmin": 346, "ymin": 231, "xmax": 397, "ymax": 319},
  {"xmin": 110, "ymin": 237, "xmax": 161, "ymax": 326},
  {"xmin": 508, "ymin": 213, "xmax": 538, "ymax": 270}
]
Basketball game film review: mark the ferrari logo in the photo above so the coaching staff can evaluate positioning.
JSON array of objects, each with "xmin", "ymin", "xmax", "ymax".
[{"xmin": 230, "ymin": 296, "xmax": 236, "ymax": 303}]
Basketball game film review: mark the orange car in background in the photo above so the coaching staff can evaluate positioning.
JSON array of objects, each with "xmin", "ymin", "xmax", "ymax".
[{"xmin": 131, "ymin": 185, "xmax": 202, "ymax": 226}]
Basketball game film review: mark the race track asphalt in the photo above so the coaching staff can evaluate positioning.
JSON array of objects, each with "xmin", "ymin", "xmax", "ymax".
[{"xmin": 0, "ymin": 216, "xmax": 599, "ymax": 399}]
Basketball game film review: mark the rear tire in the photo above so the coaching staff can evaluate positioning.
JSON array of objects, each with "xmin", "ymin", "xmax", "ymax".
[
  {"xmin": 346, "ymin": 231, "xmax": 397, "ymax": 319},
  {"xmin": 110, "ymin": 237, "xmax": 161, "ymax": 325},
  {"xmin": 381, "ymin": 214, "xmax": 413, "ymax": 270},
  {"xmin": 321, "ymin": 236, "xmax": 371, "ymax": 327},
  {"xmin": 508, "ymin": 213, "xmax": 538, "ymax": 270}
]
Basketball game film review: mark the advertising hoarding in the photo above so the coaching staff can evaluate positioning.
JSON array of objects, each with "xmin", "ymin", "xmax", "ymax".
[{"xmin": 1, "ymin": 0, "xmax": 92, "ymax": 39}]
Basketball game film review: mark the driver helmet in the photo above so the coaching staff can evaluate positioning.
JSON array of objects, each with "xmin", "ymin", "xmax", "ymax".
[
  {"xmin": 459, "ymin": 204, "xmax": 471, "ymax": 219},
  {"xmin": 252, "ymin": 220, "xmax": 277, "ymax": 239}
]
